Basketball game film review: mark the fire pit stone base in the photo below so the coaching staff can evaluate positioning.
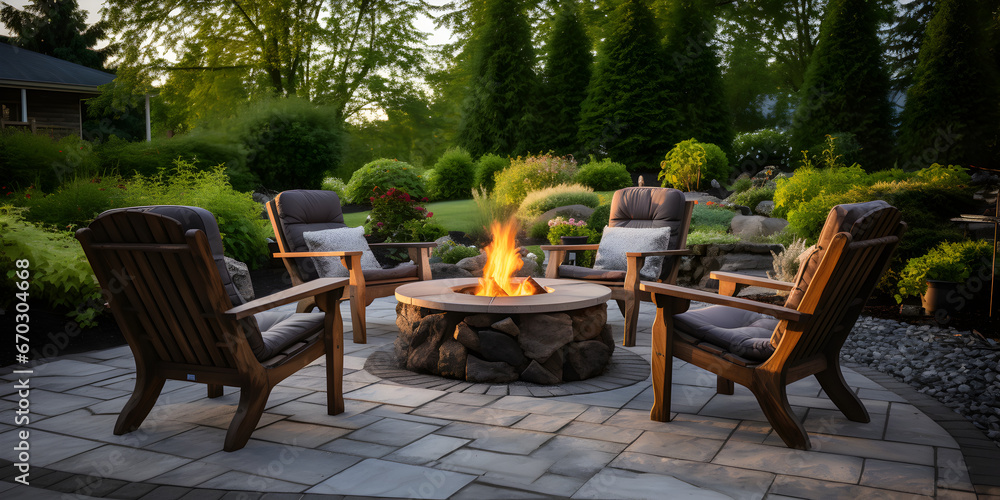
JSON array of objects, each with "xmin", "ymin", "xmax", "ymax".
[{"xmin": 395, "ymin": 302, "xmax": 614, "ymax": 384}]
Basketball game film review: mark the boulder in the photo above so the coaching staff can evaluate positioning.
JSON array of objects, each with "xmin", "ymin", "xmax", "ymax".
[
  {"xmin": 730, "ymin": 215, "xmax": 788, "ymax": 238},
  {"xmin": 572, "ymin": 304, "xmax": 607, "ymax": 341},
  {"xmin": 437, "ymin": 340, "xmax": 467, "ymax": 379},
  {"xmin": 224, "ymin": 257, "xmax": 254, "ymax": 302},
  {"xmin": 477, "ymin": 330, "xmax": 528, "ymax": 369},
  {"xmin": 535, "ymin": 205, "xmax": 595, "ymax": 227},
  {"xmin": 453, "ymin": 323, "xmax": 481, "ymax": 352},
  {"xmin": 491, "ymin": 317, "xmax": 520, "ymax": 337},
  {"xmin": 518, "ymin": 313, "xmax": 574, "ymax": 360},
  {"xmin": 456, "ymin": 253, "xmax": 487, "ymax": 275},
  {"xmin": 755, "ymin": 200, "xmax": 775, "ymax": 216},
  {"xmin": 541, "ymin": 349, "xmax": 564, "ymax": 380},
  {"xmin": 466, "ymin": 354, "xmax": 518, "ymax": 383},
  {"xmin": 520, "ymin": 360, "xmax": 562, "ymax": 385},
  {"xmin": 464, "ymin": 313, "xmax": 503, "ymax": 328},
  {"xmin": 718, "ymin": 253, "xmax": 774, "ymax": 272},
  {"xmin": 563, "ymin": 340, "xmax": 612, "ymax": 381},
  {"xmin": 430, "ymin": 263, "xmax": 474, "ymax": 279}
]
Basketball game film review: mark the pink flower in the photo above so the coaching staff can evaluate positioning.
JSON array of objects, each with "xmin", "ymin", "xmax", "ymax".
[
  {"xmin": 377, "ymin": 222, "xmax": 384, "ymax": 227},
  {"xmin": 426, "ymin": 212, "xmax": 433, "ymax": 218}
]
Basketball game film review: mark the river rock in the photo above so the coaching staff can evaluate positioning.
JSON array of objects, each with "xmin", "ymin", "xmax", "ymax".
[
  {"xmin": 519, "ymin": 313, "xmax": 574, "ymax": 360},
  {"xmin": 466, "ymin": 354, "xmax": 518, "ymax": 383}
]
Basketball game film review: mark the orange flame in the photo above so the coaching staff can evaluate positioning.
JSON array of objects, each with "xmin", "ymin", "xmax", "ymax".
[{"xmin": 474, "ymin": 218, "xmax": 544, "ymax": 296}]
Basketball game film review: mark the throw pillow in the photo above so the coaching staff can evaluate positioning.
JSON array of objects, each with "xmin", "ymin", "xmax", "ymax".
[
  {"xmin": 593, "ymin": 226, "xmax": 671, "ymax": 281},
  {"xmin": 303, "ymin": 226, "xmax": 382, "ymax": 277}
]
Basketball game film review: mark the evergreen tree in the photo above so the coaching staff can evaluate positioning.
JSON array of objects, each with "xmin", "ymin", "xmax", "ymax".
[
  {"xmin": 0, "ymin": 0, "xmax": 108, "ymax": 70},
  {"xmin": 660, "ymin": 0, "xmax": 734, "ymax": 161},
  {"xmin": 578, "ymin": 0, "xmax": 678, "ymax": 170},
  {"xmin": 790, "ymin": 0, "xmax": 894, "ymax": 170},
  {"xmin": 536, "ymin": 3, "xmax": 592, "ymax": 156},
  {"xmin": 886, "ymin": 0, "xmax": 937, "ymax": 96},
  {"xmin": 456, "ymin": 0, "xmax": 538, "ymax": 157},
  {"xmin": 898, "ymin": 0, "xmax": 1000, "ymax": 170}
]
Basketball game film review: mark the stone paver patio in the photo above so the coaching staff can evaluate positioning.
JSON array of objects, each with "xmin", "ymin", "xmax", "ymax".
[{"xmin": 2, "ymin": 297, "xmax": 999, "ymax": 499}]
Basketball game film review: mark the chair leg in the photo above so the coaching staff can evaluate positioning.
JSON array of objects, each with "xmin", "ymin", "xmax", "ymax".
[
  {"xmin": 615, "ymin": 299, "xmax": 626, "ymax": 318},
  {"xmin": 224, "ymin": 380, "xmax": 270, "ymax": 452},
  {"xmin": 717, "ymin": 376, "xmax": 734, "ymax": 395},
  {"xmin": 750, "ymin": 374, "xmax": 810, "ymax": 450},
  {"xmin": 207, "ymin": 384, "xmax": 223, "ymax": 398},
  {"xmin": 326, "ymin": 308, "xmax": 345, "ymax": 416},
  {"xmin": 114, "ymin": 370, "xmax": 165, "ymax": 435},
  {"xmin": 350, "ymin": 286, "xmax": 367, "ymax": 344},
  {"xmin": 622, "ymin": 294, "xmax": 639, "ymax": 347},
  {"xmin": 816, "ymin": 356, "xmax": 870, "ymax": 423}
]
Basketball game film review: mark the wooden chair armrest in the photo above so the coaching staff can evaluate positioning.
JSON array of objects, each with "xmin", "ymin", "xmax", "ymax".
[
  {"xmin": 224, "ymin": 278, "xmax": 350, "ymax": 319},
  {"xmin": 368, "ymin": 242, "xmax": 437, "ymax": 249},
  {"xmin": 625, "ymin": 249, "xmax": 693, "ymax": 258},
  {"xmin": 539, "ymin": 244, "xmax": 600, "ymax": 251},
  {"xmin": 710, "ymin": 271, "xmax": 794, "ymax": 292},
  {"xmin": 272, "ymin": 250, "xmax": 362, "ymax": 258},
  {"xmin": 640, "ymin": 282, "xmax": 804, "ymax": 322}
]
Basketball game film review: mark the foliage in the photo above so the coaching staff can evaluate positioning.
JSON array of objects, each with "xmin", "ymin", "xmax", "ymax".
[
  {"xmin": 772, "ymin": 163, "xmax": 869, "ymax": 219},
  {"xmin": 364, "ymin": 187, "xmax": 434, "ymax": 243},
  {"xmin": 547, "ymin": 217, "xmax": 599, "ymax": 267},
  {"xmin": 0, "ymin": 206, "xmax": 102, "ymax": 326},
  {"xmin": 94, "ymin": 134, "xmax": 252, "ymax": 190},
  {"xmin": 789, "ymin": 0, "xmax": 895, "ymax": 170},
  {"xmin": 886, "ymin": 0, "xmax": 937, "ymax": 95},
  {"xmin": 427, "ymin": 147, "xmax": 476, "ymax": 201},
  {"xmin": 321, "ymin": 177, "xmax": 348, "ymax": 201},
  {"xmin": 119, "ymin": 159, "xmax": 271, "ymax": 267},
  {"xmin": 433, "ymin": 239, "xmax": 481, "ymax": 264},
  {"xmin": 690, "ymin": 203, "xmax": 735, "ymax": 232},
  {"xmin": 387, "ymin": 219, "xmax": 448, "ymax": 245},
  {"xmin": 0, "ymin": 132, "xmax": 100, "ymax": 192},
  {"xmin": 897, "ymin": 0, "xmax": 1000, "ymax": 170},
  {"xmin": 573, "ymin": 158, "xmax": 632, "ymax": 191},
  {"xmin": 232, "ymin": 97, "xmax": 345, "ymax": 191},
  {"xmin": 456, "ymin": 0, "xmax": 538, "ymax": 157},
  {"xmin": 732, "ymin": 129, "xmax": 793, "ymax": 174},
  {"xmin": 661, "ymin": 0, "xmax": 734, "ymax": 160},
  {"xmin": 536, "ymin": 3, "xmax": 592, "ymax": 155},
  {"xmin": 473, "ymin": 154, "xmax": 509, "ymax": 194},
  {"xmin": 895, "ymin": 240, "xmax": 994, "ymax": 302},
  {"xmin": 768, "ymin": 238, "xmax": 808, "ymax": 285},
  {"xmin": 578, "ymin": 0, "xmax": 678, "ymax": 171},
  {"xmin": 21, "ymin": 176, "xmax": 126, "ymax": 228},
  {"xmin": 686, "ymin": 229, "xmax": 740, "ymax": 245},
  {"xmin": 0, "ymin": 0, "xmax": 108, "ymax": 70},
  {"xmin": 587, "ymin": 203, "xmax": 612, "ymax": 232},
  {"xmin": 729, "ymin": 177, "xmax": 753, "ymax": 194},
  {"xmin": 797, "ymin": 132, "xmax": 862, "ymax": 170},
  {"xmin": 659, "ymin": 139, "xmax": 731, "ymax": 191},
  {"xmin": 517, "ymin": 183, "xmax": 600, "ymax": 224},
  {"xmin": 467, "ymin": 188, "xmax": 516, "ymax": 247},
  {"xmin": 730, "ymin": 186, "xmax": 775, "ymax": 212},
  {"xmin": 345, "ymin": 159, "xmax": 426, "ymax": 205},
  {"xmin": 492, "ymin": 154, "xmax": 578, "ymax": 207}
]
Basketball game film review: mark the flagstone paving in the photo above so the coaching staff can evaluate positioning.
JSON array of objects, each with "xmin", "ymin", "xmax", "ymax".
[{"xmin": 2, "ymin": 296, "xmax": 999, "ymax": 499}]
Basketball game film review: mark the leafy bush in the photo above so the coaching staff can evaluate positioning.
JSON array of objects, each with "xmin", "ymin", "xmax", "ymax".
[
  {"xmin": 0, "ymin": 131, "xmax": 99, "ymax": 191},
  {"xmin": 473, "ymin": 154, "xmax": 509, "ymax": 193},
  {"xmin": 427, "ymin": 147, "xmax": 476, "ymax": 201},
  {"xmin": 690, "ymin": 203, "xmax": 735, "ymax": 232},
  {"xmin": 345, "ymin": 159, "xmax": 426, "ymax": 205},
  {"xmin": 492, "ymin": 154, "xmax": 578, "ymax": 206},
  {"xmin": 364, "ymin": 187, "xmax": 433, "ymax": 243},
  {"xmin": 729, "ymin": 186, "xmax": 775, "ymax": 212},
  {"xmin": 22, "ymin": 175, "xmax": 126, "ymax": 228},
  {"xmin": 433, "ymin": 240, "xmax": 481, "ymax": 264},
  {"xmin": 587, "ymin": 203, "xmax": 612, "ymax": 232},
  {"xmin": 573, "ymin": 158, "xmax": 632, "ymax": 191},
  {"xmin": 95, "ymin": 133, "xmax": 253, "ymax": 190},
  {"xmin": 728, "ymin": 177, "xmax": 753, "ymax": 194},
  {"xmin": 118, "ymin": 159, "xmax": 271, "ymax": 267},
  {"xmin": 388, "ymin": 219, "xmax": 448, "ymax": 244},
  {"xmin": 321, "ymin": 177, "xmax": 348, "ymax": 200},
  {"xmin": 517, "ymin": 183, "xmax": 599, "ymax": 224},
  {"xmin": 232, "ymin": 97, "xmax": 345, "ymax": 191},
  {"xmin": 772, "ymin": 164, "xmax": 869, "ymax": 219},
  {"xmin": 732, "ymin": 128, "xmax": 793, "ymax": 174},
  {"xmin": 658, "ymin": 139, "xmax": 731, "ymax": 191},
  {"xmin": 895, "ymin": 240, "xmax": 994, "ymax": 302},
  {"xmin": 0, "ymin": 206, "xmax": 102, "ymax": 326},
  {"xmin": 686, "ymin": 229, "xmax": 740, "ymax": 245}
]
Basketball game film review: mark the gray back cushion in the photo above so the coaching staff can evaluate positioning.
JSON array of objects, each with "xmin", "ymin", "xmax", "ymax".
[
  {"xmin": 276, "ymin": 190, "xmax": 348, "ymax": 281},
  {"xmin": 608, "ymin": 187, "xmax": 687, "ymax": 280}
]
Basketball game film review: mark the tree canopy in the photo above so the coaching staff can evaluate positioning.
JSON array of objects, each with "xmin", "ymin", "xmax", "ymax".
[
  {"xmin": 1, "ymin": 0, "xmax": 109, "ymax": 70},
  {"xmin": 536, "ymin": 2, "xmax": 592, "ymax": 156}
]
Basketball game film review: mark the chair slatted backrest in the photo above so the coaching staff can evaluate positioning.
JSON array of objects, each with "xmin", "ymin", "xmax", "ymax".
[
  {"xmin": 267, "ymin": 190, "xmax": 349, "ymax": 283},
  {"xmin": 608, "ymin": 187, "xmax": 693, "ymax": 281},
  {"xmin": 775, "ymin": 207, "xmax": 904, "ymax": 365},
  {"xmin": 80, "ymin": 210, "xmax": 244, "ymax": 370}
]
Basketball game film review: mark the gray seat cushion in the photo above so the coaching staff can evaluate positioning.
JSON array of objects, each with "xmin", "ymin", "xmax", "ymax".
[
  {"xmin": 254, "ymin": 311, "xmax": 326, "ymax": 361},
  {"xmin": 557, "ymin": 265, "xmax": 626, "ymax": 281},
  {"xmin": 673, "ymin": 305, "xmax": 779, "ymax": 362}
]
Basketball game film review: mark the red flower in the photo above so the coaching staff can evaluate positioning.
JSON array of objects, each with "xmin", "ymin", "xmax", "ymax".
[
  {"xmin": 421, "ymin": 197, "xmax": 428, "ymax": 202},
  {"xmin": 426, "ymin": 212, "xmax": 433, "ymax": 218},
  {"xmin": 25, "ymin": 194, "xmax": 30, "ymax": 199}
]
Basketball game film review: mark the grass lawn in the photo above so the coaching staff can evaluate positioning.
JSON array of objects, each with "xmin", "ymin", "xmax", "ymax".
[{"xmin": 343, "ymin": 199, "xmax": 480, "ymax": 233}]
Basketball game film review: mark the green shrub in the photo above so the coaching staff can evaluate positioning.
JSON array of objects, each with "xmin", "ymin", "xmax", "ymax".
[
  {"xmin": 587, "ymin": 203, "xmax": 612, "ymax": 232},
  {"xmin": 388, "ymin": 219, "xmax": 448, "ymax": 244},
  {"xmin": 22, "ymin": 175, "xmax": 126, "ymax": 228},
  {"xmin": 321, "ymin": 177, "xmax": 348, "ymax": 201},
  {"xmin": 365, "ymin": 187, "xmax": 433, "ymax": 243},
  {"xmin": 658, "ymin": 139, "xmax": 731, "ymax": 191},
  {"xmin": 573, "ymin": 158, "xmax": 632, "ymax": 191},
  {"xmin": 686, "ymin": 229, "xmax": 740, "ymax": 245},
  {"xmin": 427, "ymin": 147, "xmax": 476, "ymax": 200},
  {"xmin": 528, "ymin": 220, "xmax": 551, "ymax": 239},
  {"xmin": 0, "ymin": 206, "xmax": 102, "ymax": 326},
  {"xmin": 772, "ymin": 165, "xmax": 869, "ymax": 219},
  {"xmin": 895, "ymin": 240, "xmax": 994, "ymax": 302},
  {"xmin": 729, "ymin": 186, "xmax": 775, "ymax": 212},
  {"xmin": 345, "ymin": 159, "xmax": 426, "ymax": 205},
  {"xmin": 517, "ymin": 183, "xmax": 599, "ymax": 223},
  {"xmin": 118, "ymin": 159, "xmax": 270, "ymax": 267},
  {"xmin": 690, "ymin": 203, "xmax": 735, "ymax": 232},
  {"xmin": 473, "ymin": 154, "xmax": 509, "ymax": 193},
  {"xmin": 732, "ymin": 128, "xmax": 793, "ymax": 174},
  {"xmin": 492, "ymin": 154, "xmax": 578, "ymax": 206},
  {"xmin": 95, "ymin": 133, "xmax": 254, "ymax": 190},
  {"xmin": 0, "ymin": 131, "xmax": 99, "ymax": 191},
  {"xmin": 433, "ymin": 240, "xmax": 481, "ymax": 264},
  {"xmin": 728, "ymin": 177, "xmax": 753, "ymax": 194},
  {"xmin": 232, "ymin": 97, "xmax": 345, "ymax": 191}
]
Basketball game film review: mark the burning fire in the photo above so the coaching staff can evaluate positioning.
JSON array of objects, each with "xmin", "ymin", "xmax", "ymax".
[{"xmin": 475, "ymin": 218, "xmax": 547, "ymax": 297}]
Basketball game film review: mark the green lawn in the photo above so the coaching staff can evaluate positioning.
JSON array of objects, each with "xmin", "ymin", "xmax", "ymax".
[{"xmin": 343, "ymin": 199, "xmax": 480, "ymax": 233}]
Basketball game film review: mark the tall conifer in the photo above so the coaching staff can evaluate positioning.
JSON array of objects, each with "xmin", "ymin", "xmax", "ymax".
[{"xmin": 537, "ymin": 3, "xmax": 592, "ymax": 156}]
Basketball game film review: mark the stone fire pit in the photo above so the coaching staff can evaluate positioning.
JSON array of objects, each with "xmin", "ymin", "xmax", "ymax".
[{"xmin": 394, "ymin": 278, "xmax": 613, "ymax": 384}]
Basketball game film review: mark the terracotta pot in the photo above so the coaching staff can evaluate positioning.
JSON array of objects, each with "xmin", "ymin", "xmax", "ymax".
[{"xmin": 921, "ymin": 280, "xmax": 959, "ymax": 315}]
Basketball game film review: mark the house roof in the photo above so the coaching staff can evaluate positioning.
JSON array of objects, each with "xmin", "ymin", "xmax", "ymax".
[{"xmin": 0, "ymin": 42, "xmax": 115, "ymax": 93}]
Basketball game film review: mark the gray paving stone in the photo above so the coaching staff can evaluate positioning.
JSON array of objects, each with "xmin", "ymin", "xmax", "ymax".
[
  {"xmin": 609, "ymin": 451, "xmax": 773, "ymax": 500},
  {"xmin": 449, "ymin": 482, "xmax": 550, "ymax": 499},
  {"xmin": 138, "ymin": 485, "xmax": 194, "ymax": 500},
  {"xmin": 383, "ymin": 435, "xmax": 469, "ymax": 465},
  {"xmin": 547, "ymin": 450, "xmax": 618, "ymax": 478},
  {"xmin": 144, "ymin": 427, "xmax": 231, "ymax": 459},
  {"xmin": 200, "ymin": 441, "xmax": 360, "ymax": 485},
  {"xmin": 346, "ymin": 417, "xmax": 439, "ymax": 447},
  {"xmin": 252, "ymin": 420, "xmax": 350, "ymax": 448},
  {"xmin": 572, "ymin": 468, "xmax": 731, "ymax": 499},
  {"xmin": 319, "ymin": 438, "xmax": 398, "ymax": 458},
  {"xmin": 769, "ymin": 474, "xmax": 933, "ymax": 499},
  {"xmin": 1, "ymin": 389, "xmax": 101, "ymax": 416},
  {"xmin": 0, "ymin": 429, "xmax": 103, "ymax": 467},
  {"xmin": 937, "ymin": 447, "xmax": 974, "ymax": 492},
  {"xmin": 558, "ymin": 421, "xmax": 643, "ymax": 444},
  {"xmin": 48, "ymin": 445, "xmax": 191, "ymax": 482},
  {"xmin": 437, "ymin": 422, "xmax": 553, "ymax": 454},
  {"xmin": 794, "ymin": 433, "xmax": 935, "ymax": 466},
  {"xmin": 306, "ymin": 458, "xmax": 475, "ymax": 498},
  {"xmin": 712, "ymin": 440, "xmax": 863, "ymax": 483},
  {"xmin": 511, "ymin": 414, "xmax": 573, "ymax": 433},
  {"xmin": 345, "ymin": 383, "xmax": 444, "ymax": 408},
  {"xmin": 436, "ymin": 392, "xmax": 502, "ymax": 407},
  {"xmin": 859, "ymin": 459, "xmax": 935, "ymax": 496},
  {"xmin": 624, "ymin": 430, "xmax": 726, "ymax": 462},
  {"xmin": 412, "ymin": 401, "xmax": 527, "ymax": 427},
  {"xmin": 438, "ymin": 449, "xmax": 555, "ymax": 483},
  {"xmin": 476, "ymin": 472, "xmax": 587, "ymax": 496},
  {"xmin": 277, "ymin": 400, "xmax": 382, "ymax": 430},
  {"xmin": 531, "ymin": 435, "xmax": 628, "ymax": 461},
  {"xmin": 488, "ymin": 396, "xmax": 589, "ymax": 419},
  {"xmin": 197, "ymin": 471, "xmax": 308, "ymax": 493},
  {"xmin": 574, "ymin": 406, "xmax": 617, "ymax": 424},
  {"xmin": 148, "ymin": 460, "xmax": 231, "ymax": 487},
  {"xmin": 884, "ymin": 403, "xmax": 959, "ymax": 448},
  {"xmin": 802, "ymin": 408, "xmax": 888, "ymax": 441}
]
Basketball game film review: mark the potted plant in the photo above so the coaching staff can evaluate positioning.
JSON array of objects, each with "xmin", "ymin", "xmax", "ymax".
[
  {"xmin": 547, "ymin": 216, "xmax": 598, "ymax": 266},
  {"xmin": 895, "ymin": 240, "xmax": 994, "ymax": 315}
]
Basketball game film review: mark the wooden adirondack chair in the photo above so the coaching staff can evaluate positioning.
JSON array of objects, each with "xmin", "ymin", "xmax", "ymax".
[
  {"xmin": 266, "ymin": 190, "xmax": 435, "ymax": 344},
  {"xmin": 542, "ymin": 187, "xmax": 694, "ymax": 346},
  {"xmin": 640, "ymin": 201, "xmax": 904, "ymax": 450},
  {"xmin": 77, "ymin": 206, "xmax": 349, "ymax": 452}
]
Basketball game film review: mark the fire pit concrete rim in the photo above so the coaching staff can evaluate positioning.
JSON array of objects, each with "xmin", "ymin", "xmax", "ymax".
[{"xmin": 395, "ymin": 278, "xmax": 611, "ymax": 314}]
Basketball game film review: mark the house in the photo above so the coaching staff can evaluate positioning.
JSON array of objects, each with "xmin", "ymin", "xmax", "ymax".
[{"xmin": 0, "ymin": 42, "xmax": 115, "ymax": 138}]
